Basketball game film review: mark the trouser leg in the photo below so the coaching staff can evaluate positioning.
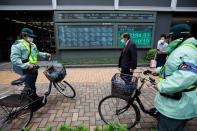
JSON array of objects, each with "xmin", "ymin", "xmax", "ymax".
[
  {"xmin": 121, "ymin": 68, "xmax": 133, "ymax": 75},
  {"xmin": 22, "ymin": 69, "xmax": 38, "ymax": 95},
  {"xmin": 121, "ymin": 68, "xmax": 134, "ymax": 83},
  {"xmin": 157, "ymin": 113, "xmax": 188, "ymax": 131}
]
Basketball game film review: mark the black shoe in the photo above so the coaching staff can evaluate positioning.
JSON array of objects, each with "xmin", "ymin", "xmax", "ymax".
[{"xmin": 29, "ymin": 93, "xmax": 41, "ymax": 100}]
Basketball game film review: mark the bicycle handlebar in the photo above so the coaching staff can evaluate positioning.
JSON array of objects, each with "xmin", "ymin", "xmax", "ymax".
[{"xmin": 133, "ymin": 68, "xmax": 158, "ymax": 91}]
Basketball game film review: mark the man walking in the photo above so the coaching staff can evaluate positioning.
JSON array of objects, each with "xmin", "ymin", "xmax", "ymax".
[{"xmin": 118, "ymin": 33, "xmax": 137, "ymax": 75}]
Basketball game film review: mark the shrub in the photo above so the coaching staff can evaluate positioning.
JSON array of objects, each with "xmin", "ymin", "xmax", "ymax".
[
  {"xmin": 145, "ymin": 49, "xmax": 157, "ymax": 61},
  {"xmin": 22, "ymin": 122, "xmax": 127, "ymax": 131},
  {"xmin": 103, "ymin": 122, "xmax": 127, "ymax": 131},
  {"xmin": 57, "ymin": 124, "xmax": 72, "ymax": 131},
  {"xmin": 45, "ymin": 127, "xmax": 52, "ymax": 131},
  {"xmin": 73, "ymin": 124, "xmax": 88, "ymax": 131}
]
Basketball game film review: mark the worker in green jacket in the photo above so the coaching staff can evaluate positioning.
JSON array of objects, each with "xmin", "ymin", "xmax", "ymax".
[
  {"xmin": 10, "ymin": 28, "xmax": 51, "ymax": 99},
  {"xmin": 153, "ymin": 24, "xmax": 197, "ymax": 131}
]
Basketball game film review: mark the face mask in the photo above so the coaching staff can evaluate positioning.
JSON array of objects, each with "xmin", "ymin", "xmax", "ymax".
[
  {"xmin": 121, "ymin": 39, "xmax": 125, "ymax": 43},
  {"xmin": 159, "ymin": 39, "xmax": 165, "ymax": 44},
  {"xmin": 27, "ymin": 37, "xmax": 33, "ymax": 43}
]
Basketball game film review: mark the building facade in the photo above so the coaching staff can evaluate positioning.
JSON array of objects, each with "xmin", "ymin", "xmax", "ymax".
[{"xmin": 0, "ymin": 0, "xmax": 197, "ymax": 63}]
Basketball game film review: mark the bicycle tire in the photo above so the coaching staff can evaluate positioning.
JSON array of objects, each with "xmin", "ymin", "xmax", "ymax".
[
  {"xmin": 98, "ymin": 95, "xmax": 140, "ymax": 129},
  {"xmin": 53, "ymin": 80, "xmax": 76, "ymax": 98},
  {"xmin": 0, "ymin": 106, "xmax": 33, "ymax": 130}
]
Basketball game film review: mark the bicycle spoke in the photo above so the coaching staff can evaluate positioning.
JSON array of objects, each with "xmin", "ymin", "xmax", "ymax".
[
  {"xmin": 98, "ymin": 95, "xmax": 140, "ymax": 129},
  {"xmin": 53, "ymin": 81, "xmax": 76, "ymax": 98},
  {"xmin": 0, "ymin": 96, "xmax": 33, "ymax": 130}
]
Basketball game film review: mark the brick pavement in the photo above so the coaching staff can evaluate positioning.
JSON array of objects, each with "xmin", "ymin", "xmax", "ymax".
[{"xmin": 0, "ymin": 67, "xmax": 196, "ymax": 131}]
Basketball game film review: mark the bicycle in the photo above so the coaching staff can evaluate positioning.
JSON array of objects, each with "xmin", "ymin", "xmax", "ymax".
[
  {"xmin": 98, "ymin": 69, "xmax": 158, "ymax": 129},
  {"xmin": 0, "ymin": 63, "xmax": 76, "ymax": 130}
]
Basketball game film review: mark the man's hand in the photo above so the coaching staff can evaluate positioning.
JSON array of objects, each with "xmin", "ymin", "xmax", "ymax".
[
  {"xmin": 118, "ymin": 68, "xmax": 121, "ymax": 72},
  {"xmin": 28, "ymin": 64, "xmax": 34, "ymax": 70},
  {"xmin": 45, "ymin": 53, "xmax": 51, "ymax": 60},
  {"xmin": 45, "ymin": 53, "xmax": 51, "ymax": 57},
  {"xmin": 130, "ymin": 69, "xmax": 134, "ymax": 72}
]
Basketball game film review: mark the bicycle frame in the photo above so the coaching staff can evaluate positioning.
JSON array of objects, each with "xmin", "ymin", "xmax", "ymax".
[
  {"xmin": 116, "ymin": 77, "xmax": 157, "ymax": 117},
  {"xmin": 0, "ymin": 81, "xmax": 53, "ymax": 128},
  {"xmin": 1, "ymin": 63, "xmax": 75, "ymax": 129}
]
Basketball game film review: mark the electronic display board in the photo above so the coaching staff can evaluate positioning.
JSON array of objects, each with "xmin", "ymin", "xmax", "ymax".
[
  {"xmin": 117, "ymin": 25, "xmax": 153, "ymax": 47},
  {"xmin": 58, "ymin": 25, "xmax": 113, "ymax": 48},
  {"xmin": 55, "ymin": 11, "xmax": 156, "ymax": 49},
  {"xmin": 56, "ymin": 12, "xmax": 155, "ymax": 22}
]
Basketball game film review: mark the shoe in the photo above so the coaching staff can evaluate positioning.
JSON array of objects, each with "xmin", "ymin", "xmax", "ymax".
[{"xmin": 29, "ymin": 93, "xmax": 41, "ymax": 100}]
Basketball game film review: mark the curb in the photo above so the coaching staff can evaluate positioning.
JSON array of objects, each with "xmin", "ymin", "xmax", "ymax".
[{"xmin": 0, "ymin": 62, "xmax": 149, "ymax": 70}]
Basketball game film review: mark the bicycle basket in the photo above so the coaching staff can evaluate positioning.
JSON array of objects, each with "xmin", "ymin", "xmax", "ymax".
[
  {"xmin": 111, "ymin": 73, "xmax": 138, "ymax": 98},
  {"xmin": 43, "ymin": 64, "xmax": 66, "ymax": 82}
]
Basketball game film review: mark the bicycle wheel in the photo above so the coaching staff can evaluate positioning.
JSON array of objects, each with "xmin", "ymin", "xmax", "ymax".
[
  {"xmin": 98, "ymin": 95, "xmax": 140, "ymax": 129},
  {"xmin": 0, "ymin": 106, "xmax": 33, "ymax": 130},
  {"xmin": 53, "ymin": 80, "xmax": 76, "ymax": 98}
]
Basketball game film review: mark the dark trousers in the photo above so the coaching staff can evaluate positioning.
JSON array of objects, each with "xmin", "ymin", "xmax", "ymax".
[
  {"xmin": 121, "ymin": 68, "xmax": 133, "ymax": 75},
  {"xmin": 120, "ymin": 68, "xmax": 134, "ymax": 84},
  {"xmin": 156, "ymin": 54, "xmax": 167, "ymax": 67},
  {"xmin": 157, "ymin": 113, "xmax": 188, "ymax": 131},
  {"xmin": 23, "ymin": 69, "xmax": 38, "ymax": 93}
]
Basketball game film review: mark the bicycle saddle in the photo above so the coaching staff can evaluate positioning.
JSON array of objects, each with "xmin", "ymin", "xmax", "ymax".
[{"xmin": 11, "ymin": 75, "xmax": 27, "ymax": 85}]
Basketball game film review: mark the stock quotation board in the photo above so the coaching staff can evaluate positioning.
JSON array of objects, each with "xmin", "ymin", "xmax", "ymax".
[
  {"xmin": 117, "ymin": 25, "xmax": 153, "ymax": 47},
  {"xmin": 55, "ymin": 11, "xmax": 156, "ymax": 49},
  {"xmin": 58, "ymin": 25, "xmax": 113, "ymax": 48}
]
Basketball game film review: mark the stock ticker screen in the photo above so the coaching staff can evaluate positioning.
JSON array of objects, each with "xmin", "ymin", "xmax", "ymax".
[
  {"xmin": 58, "ymin": 24, "xmax": 153, "ymax": 48},
  {"xmin": 117, "ymin": 25, "xmax": 153, "ymax": 48},
  {"xmin": 58, "ymin": 25, "xmax": 113, "ymax": 48}
]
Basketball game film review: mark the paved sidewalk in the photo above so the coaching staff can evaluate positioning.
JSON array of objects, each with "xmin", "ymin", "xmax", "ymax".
[{"xmin": 0, "ymin": 68, "xmax": 196, "ymax": 131}]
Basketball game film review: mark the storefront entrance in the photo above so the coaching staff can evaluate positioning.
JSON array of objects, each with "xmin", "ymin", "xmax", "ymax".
[{"xmin": 0, "ymin": 11, "xmax": 54, "ymax": 62}]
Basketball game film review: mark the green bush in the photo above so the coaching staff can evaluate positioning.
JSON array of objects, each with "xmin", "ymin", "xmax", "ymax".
[
  {"xmin": 73, "ymin": 124, "xmax": 88, "ymax": 131},
  {"xmin": 22, "ymin": 122, "xmax": 127, "ymax": 131},
  {"xmin": 57, "ymin": 124, "xmax": 72, "ymax": 131},
  {"xmin": 145, "ymin": 49, "xmax": 157, "ymax": 61},
  {"xmin": 103, "ymin": 122, "xmax": 127, "ymax": 131}
]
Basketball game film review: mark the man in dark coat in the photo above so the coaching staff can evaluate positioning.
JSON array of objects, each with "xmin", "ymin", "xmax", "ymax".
[{"xmin": 118, "ymin": 33, "xmax": 137, "ymax": 75}]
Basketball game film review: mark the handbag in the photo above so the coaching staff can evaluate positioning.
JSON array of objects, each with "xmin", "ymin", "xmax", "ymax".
[{"xmin": 150, "ymin": 51, "xmax": 157, "ymax": 68}]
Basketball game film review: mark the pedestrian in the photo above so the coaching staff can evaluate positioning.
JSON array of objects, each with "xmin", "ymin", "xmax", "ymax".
[
  {"xmin": 118, "ymin": 33, "xmax": 137, "ymax": 75},
  {"xmin": 156, "ymin": 34, "xmax": 168, "ymax": 67},
  {"xmin": 10, "ymin": 28, "xmax": 51, "ymax": 99},
  {"xmin": 151, "ymin": 24, "xmax": 197, "ymax": 131}
]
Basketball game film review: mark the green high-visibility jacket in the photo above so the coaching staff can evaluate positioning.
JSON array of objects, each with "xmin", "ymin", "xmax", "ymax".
[
  {"xmin": 155, "ymin": 37, "xmax": 197, "ymax": 119},
  {"xmin": 10, "ymin": 39, "xmax": 46, "ymax": 69}
]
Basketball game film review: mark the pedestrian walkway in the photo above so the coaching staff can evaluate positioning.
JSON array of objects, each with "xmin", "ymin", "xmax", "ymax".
[{"xmin": 0, "ymin": 67, "xmax": 196, "ymax": 131}]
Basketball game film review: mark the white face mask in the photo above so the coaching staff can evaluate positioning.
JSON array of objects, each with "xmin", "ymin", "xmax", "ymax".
[
  {"xmin": 121, "ymin": 39, "xmax": 125, "ymax": 43},
  {"xmin": 27, "ymin": 37, "xmax": 34, "ymax": 43},
  {"xmin": 159, "ymin": 39, "xmax": 165, "ymax": 44}
]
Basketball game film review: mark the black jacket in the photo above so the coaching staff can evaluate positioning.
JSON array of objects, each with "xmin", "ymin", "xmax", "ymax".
[{"xmin": 118, "ymin": 41, "xmax": 137, "ymax": 69}]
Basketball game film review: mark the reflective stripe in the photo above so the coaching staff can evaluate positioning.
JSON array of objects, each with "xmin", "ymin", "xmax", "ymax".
[
  {"xmin": 19, "ymin": 39, "xmax": 38, "ymax": 64},
  {"xmin": 159, "ymin": 76, "xmax": 196, "ymax": 92},
  {"xmin": 183, "ymin": 43, "xmax": 197, "ymax": 51},
  {"xmin": 186, "ymin": 85, "xmax": 196, "ymax": 90},
  {"xmin": 159, "ymin": 77, "xmax": 164, "ymax": 81}
]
